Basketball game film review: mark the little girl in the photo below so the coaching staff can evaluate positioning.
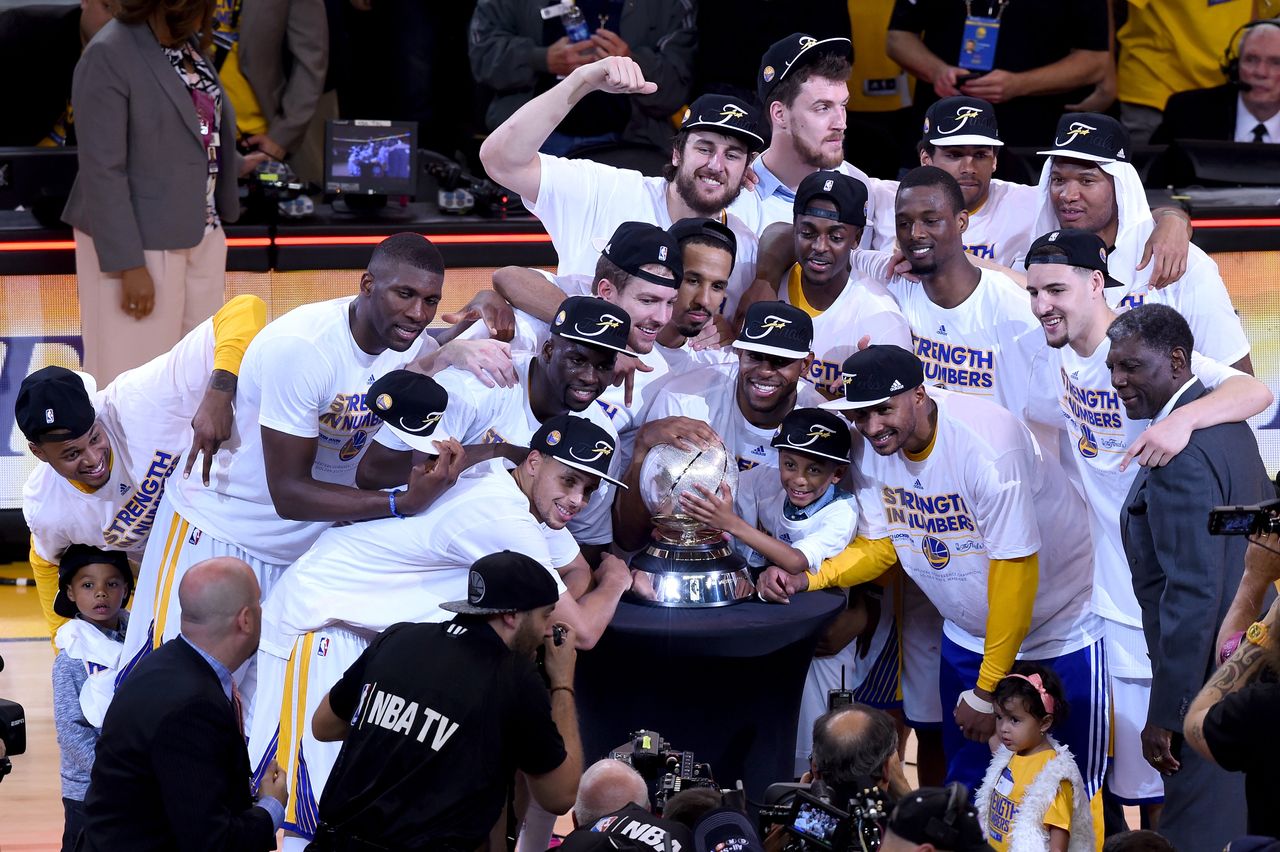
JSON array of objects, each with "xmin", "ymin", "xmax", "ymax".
[{"xmin": 975, "ymin": 663, "xmax": 1094, "ymax": 852}]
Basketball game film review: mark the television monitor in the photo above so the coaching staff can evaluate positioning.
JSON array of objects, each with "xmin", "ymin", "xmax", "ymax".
[{"xmin": 324, "ymin": 120, "xmax": 418, "ymax": 197}]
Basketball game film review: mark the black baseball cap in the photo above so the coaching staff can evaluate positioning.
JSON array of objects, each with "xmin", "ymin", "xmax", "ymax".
[
  {"xmin": 440, "ymin": 550, "xmax": 561, "ymax": 615},
  {"xmin": 794, "ymin": 170, "xmax": 868, "ymax": 227},
  {"xmin": 530, "ymin": 414, "xmax": 627, "ymax": 489},
  {"xmin": 771, "ymin": 408, "xmax": 851, "ymax": 464},
  {"xmin": 680, "ymin": 94, "xmax": 766, "ymax": 153},
  {"xmin": 732, "ymin": 301, "xmax": 814, "ymax": 360},
  {"xmin": 1024, "ymin": 229, "xmax": 1124, "ymax": 289},
  {"xmin": 669, "ymin": 217, "xmax": 738, "ymax": 260},
  {"xmin": 923, "ymin": 97, "xmax": 1002, "ymax": 147},
  {"xmin": 886, "ymin": 785, "xmax": 993, "ymax": 852},
  {"xmin": 601, "ymin": 222, "xmax": 683, "ymax": 289},
  {"xmin": 693, "ymin": 808, "xmax": 765, "ymax": 852},
  {"xmin": 821, "ymin": 345, "xmax": 924, "ymax": 411},
  {"xmin": 54, "ymin": 544, "xmax": 134, "ymax": 619},
  {"xmin": 16, "ymin": 366, "xmax": 97, "ymax": 444},
  {"xmin": 551, "ymin": 295, "xmax": 638, "ymax": 357},
  {"xmin": 1038, "ymin": 112, "xmax": 1129, "ymax": 164},
  {"xmin": 368, "ymin": 370, "xmax": 454, "ymax": 453},
  {"xmin": 757, "ymin": 32, "xmax": 853, "ymax": 106}
]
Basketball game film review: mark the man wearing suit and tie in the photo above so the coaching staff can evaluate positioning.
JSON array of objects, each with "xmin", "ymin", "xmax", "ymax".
[
  {"xmin": 1115, "ymin": 304, "xmax": 1272, "ymax": 851},
  {"xmin": 79, "ymin": 557, "xmax": 288, "ymax": 851}
]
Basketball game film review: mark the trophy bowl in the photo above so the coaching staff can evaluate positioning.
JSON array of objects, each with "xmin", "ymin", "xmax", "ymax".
[{"xmin": 628, "ymin": 440, "xmax": 755, "ymax": 607}]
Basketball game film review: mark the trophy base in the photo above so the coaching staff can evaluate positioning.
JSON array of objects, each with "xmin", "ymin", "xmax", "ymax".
[{"xmin": 627, "ymin": 537, "xmax": 755, "ymax": 608}]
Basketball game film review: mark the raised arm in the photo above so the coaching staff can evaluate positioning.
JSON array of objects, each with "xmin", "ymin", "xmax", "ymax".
[{"xmin": 492, "ymin": 266, "xmax": 573, "ymax": 324}]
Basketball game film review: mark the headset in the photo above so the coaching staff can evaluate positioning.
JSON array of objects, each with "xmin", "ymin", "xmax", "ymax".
[
  {"xmin": 921, "ymin": 782, "xmax": 970, "ymax": 849},
  {"xmin": 1221, "ymin": 17, "xmax": 1280, "ymax": 88}
]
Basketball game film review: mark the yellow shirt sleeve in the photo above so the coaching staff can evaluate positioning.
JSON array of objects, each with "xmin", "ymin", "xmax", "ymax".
[
  {"xmin": 809, "ymin": 536, "xmax": 898, "ymax": 591},
  {"xmin": 212, "ymin": 294, "xmax": 268, "ymax": 375},
  {"xmin": 1043, "ymin": 778, "xmax": 1073, "ymax": 832},
  {"xmin": 29, "ymin": 536, "xmax": 68, "ymax": 641},
  {"xmin": 978, "ymin": 554, "xmax": 1039, "ymax": 692}
]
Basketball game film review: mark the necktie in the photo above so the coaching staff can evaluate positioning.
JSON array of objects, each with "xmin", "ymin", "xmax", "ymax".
[
  {"xmin": 230, "ymin": 679, "xmax": 245, "ymax": 740},
  {"xmin": 1252, "ymin": 123, "xmax": 1267, "ymax": 144}
]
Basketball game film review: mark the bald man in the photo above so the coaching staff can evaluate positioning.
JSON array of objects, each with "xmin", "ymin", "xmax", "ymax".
[
  {"xmin": 557, "ymin": 759, "xmax": 694, "ymax": 851},
  {"xmin": 81, "ymin": 558, "xmax": 288, "ymax": 851}
]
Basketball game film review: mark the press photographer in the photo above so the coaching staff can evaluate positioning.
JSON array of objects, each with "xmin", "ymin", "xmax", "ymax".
[{"xmin": 0, "ymin": 654, "xmax": 26, "ymax": 784}]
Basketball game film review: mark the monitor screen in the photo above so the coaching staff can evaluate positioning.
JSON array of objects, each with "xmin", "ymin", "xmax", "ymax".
[{"xmin": 324, "ymin": 120, "xmax": 418, "ymax": 197}]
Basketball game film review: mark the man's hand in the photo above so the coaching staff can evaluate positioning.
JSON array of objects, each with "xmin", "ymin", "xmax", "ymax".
[
  {"xmin": 238, "ymin": 150, "xmax": 269, "ymax": 177},
  {"xmin": 258, "ymin": 759, "xmax": 289, "ymax": 809},
  {"xmin": 547, "ymin": 37, "xmax": 599, "ymax": 77},
  {"xmin": 578, "ymin": 56, "xmax": 658, "ymax": 96},
  {"xmin": 120, "ymin": 266, "xmax": 156, "ymax": 319},
  {"xmin": 439, "ymin": 291, "xmax": 516, "ymax": 343},
  {"xmin": 1120, "ymin": 414, "xmax": 1193, "ymax": 471},
  {"xmin": 432, "ymin": 339, "xmax": 518, "ymax": 388},
  {"xmin": 1245, "ymin": 531, "xmax": 1280, "ymax": 586},
  {"xmin": 689, "ymin": 314, "xmax": 735, "ymax": 352},
  {"xmin": 543, "ymin": 621, "xmax": 579, "ymax": 688},
  {"xmin": 933, "ymin": 65, "xmax": 966, "ymax": 98},
  {"xmin": 954, "ymin": 689, "xmax": 997, "ymax": 743},
  {"xmin": 595, "ymin": 553, "xmax": 633, "ymax": 594},
  {"xmin": 886, "ymin": 248, "xmax": 920, "ymax": 281},
  {"xmin": 397, "ymin": 438, "xmax": 466, "ymax": 515},
  {"xmin": 636, "ymin": 416, "xmax": 720, "ymax": 454},
  {"xmin": 590, "ymin": 28, "xmax": 631, "ymax": 59},
  {"xmin": 610, "ymin": 353, "xmax": 654, "ymax": 407},
  {"xmin": 185, "ymin": 371, "xmax": 236, "ymax": 485},
  {"xmin": 679, "ymin": 483, "xmax": 738, "ymax": 531},
  {"xmin": 757, "ymin": 566, "xmax": 810, "ymax": 603},
  {"xmin": 1142, "ymin": 724, "xmax": 1181, "ymax": 775},
  {"xmin": 732, "ymin": 278, "xmax": 778, "ymax": 330},
  {"xmin": 246, "ymin": 134, "xmax": 287, "ymax": 161},
  {"xmin": 960, "ymin": 70, "xmax": 1025, "ymax": 104},
  {"xmin": 1137, "ymin": 214, "xmax": 1191, "ymax": 289}
]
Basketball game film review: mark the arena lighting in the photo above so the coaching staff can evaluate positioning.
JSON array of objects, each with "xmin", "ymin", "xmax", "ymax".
[
  {"xmin": 0, "ymin": 237, "xmax": 274, "ymax": 251},
  {"xmin": 273, "ymin": 233, "xmax": 552, "ymax": 247}
]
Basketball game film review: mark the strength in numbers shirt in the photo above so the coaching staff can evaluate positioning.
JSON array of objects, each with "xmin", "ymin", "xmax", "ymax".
[
  {"xmin": 644, "ymin": 361, "xmax": 780, "ymax": 472},
  {"xmin": 319, "ymin": 619, "xmax": 567, "ymax": 848}
]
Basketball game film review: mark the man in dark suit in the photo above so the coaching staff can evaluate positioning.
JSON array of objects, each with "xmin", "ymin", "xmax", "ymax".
[
  {"xmin": 1115, "ymin": 303, "xmax": 1272, "ymax": 851},
  {"xmin": 1153, "ymin": 19, "xmax": 1280, "ymax": 144},
  {"xmin": 79, "ymin": 557, "xmax": 287, "ymax": 851}
]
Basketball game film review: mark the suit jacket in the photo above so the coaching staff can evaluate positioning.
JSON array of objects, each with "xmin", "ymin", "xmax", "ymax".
[
  {"xmin": 1151, "ymin": 83, "xmax": 1238, "ymax": 144},
  {"xmin": 79, "ymin": 637, "xmax": 276, "ymax": 852},
  {"xmin": 0, "ymin": 4, "xmax": 81, "ymax": 146},
  {"xmin": 1121, "ymin": 380, "xmax": 1272, "ymax": 731},
  {"xmin": 236, "ymin": 0, "xmax": 329, "ymax": 153},
  {"xmin": 62, "ymin": 20, "xmax": 241, "ymax": 273}
]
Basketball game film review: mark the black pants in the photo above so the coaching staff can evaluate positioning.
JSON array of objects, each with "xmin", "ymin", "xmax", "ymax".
[{"xmin": 61, "ymin": 798, "xmax": 85, "ymax": 852}]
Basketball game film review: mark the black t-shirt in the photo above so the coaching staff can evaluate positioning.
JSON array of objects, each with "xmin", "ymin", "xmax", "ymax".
[
  {"xmin": 558, "ymin": 804, "xmax": 695, "ymax": 852},
  {"xmin": 318, "ymin": 620, "xmax": 567, "ymax": 849},
  {"xmin": 1203, "ymin": 679, "xmax": 1280, "ymax": 837},
  {"xmin": 888, "ymin": 0, "xmax": 1109, "ymax": 147}
]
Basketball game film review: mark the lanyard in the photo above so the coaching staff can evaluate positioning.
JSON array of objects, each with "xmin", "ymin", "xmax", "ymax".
[{"xmin": 964, "ymin": 0, "xmax": 1009, "ymax": 21}]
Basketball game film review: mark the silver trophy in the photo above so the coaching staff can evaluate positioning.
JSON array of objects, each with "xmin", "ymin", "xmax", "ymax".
[{"xmin": 628, "ymin": 440, "xmax": 755, "ymax": 607}]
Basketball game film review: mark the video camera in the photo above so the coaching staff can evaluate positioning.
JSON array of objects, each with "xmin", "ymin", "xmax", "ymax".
[
  {"xmin": 1209, "ymin": 497, "xmax": 1280, "ymax": 536},
  {"xmin": 0, "ymin": 655, "xmax": 27, "ymax": 783},
  {"xmin": 609, "ymin": 729, "xmax": 718, "ymax": 813},
  {"xmin": 759, "ymin": 779, "xmax": 891, "ymax": 852},
  {"xmin": 419, "ymin": 149, "xmax": 516, "ymax": 217}
]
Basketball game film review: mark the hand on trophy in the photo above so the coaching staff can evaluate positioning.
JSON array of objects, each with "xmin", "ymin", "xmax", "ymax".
[
  {"xmin": 635, "ymin": 416, "xmax": 721, "ymax": 455},
  {"xmin": 756, "ymin": 566, "xmax": 810, "ymax": 603},
  {"xmin": 678, "ymin": 483, "xmax": 739, "ymax": 534}
]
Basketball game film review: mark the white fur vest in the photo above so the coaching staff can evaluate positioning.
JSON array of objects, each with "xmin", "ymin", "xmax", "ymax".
[{"xmin": 974, "ymin": 739, "xmax": 1094, "ymax": 852}]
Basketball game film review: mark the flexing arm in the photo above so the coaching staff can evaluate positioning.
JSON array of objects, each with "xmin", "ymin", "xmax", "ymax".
[{"xmin": 492, "ymin": 266, "xmax": 571, "ymax": 324}]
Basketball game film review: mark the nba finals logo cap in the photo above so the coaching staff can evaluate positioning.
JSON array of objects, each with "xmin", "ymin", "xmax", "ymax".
[
  {"xmin": 1038, "ymin": 112, "xmax": 1129, "ymax": 164},
  {"xmin": 680, "ymin": 94, "xmax": 766, "ymax": 152},
  {"xmin": 530, "ymin": 414, "xmax": 627, "ymax": 489},
  {"xmin": 367, "ymin": 370, "xmax": 454, "ymax": 453},
  {"xmin": 923, "ymin": 96, "xmax": 1002, "ymax": 147},
  {"xmin": 551, "ymin": 295, "xmax": 638, "ymax": 357},
  {"xmin": 600, "ymin": 221, "xmax": 683, "ymax": 289},
  {"xmin": 771, "ymin": 407, "xmax": 851, "ymax": 464},
  {"xmin": 794, "ymin": 170, "xmax": 869, "ymax": 227},
  {"xmin": 821, "ymin": 344, "xmax": 925, "ymax": 410},
  {"xmin": 440, "ymin": 550, "xmax": 561, "ymax": 615},
  {"xmin": 669, "ymin": 217, "xmax": 738, "ymax": 259},
  {"xmin": 1024, "ymin": 228, "xmax": 1125, "ymax": 288},
  {"xmin": 733, "ymin": 301, "xmax": 814, "ymax": 360},
  {"xmin": 16, "ymin": 366, "xmax": 97, "ymax": 444},
  {"xmin": 757, "ymin": 32, "xmax": 853, "ymax": 105}
]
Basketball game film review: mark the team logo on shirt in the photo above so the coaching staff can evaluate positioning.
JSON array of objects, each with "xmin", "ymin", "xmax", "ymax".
[
  {"xmin": 744, "ymin": 315, "xmax": 792, "ymax": 338},
  {"xmin": 922, "ymin": 535, "xmax": 950, "ymax": 569},
  {"xmin": 573, "ymin": 314, "xmax": 625, "ymax": 337},
  {"xmin": 1054, "ymin": 121, "xmax": 1096, "ymax": 148},
  {"xmin": 569, "ymin": 440, "xmax": 613, "ymax": 462},
  {"xmin": 1077, "ymin": 423, "xmax": 1099, "ymax": 459},
  {"xmin": 338, "ymin": 429, "xmax": 368, "ymax": 461},
  {"xmin": 938, "ymin": 106, "xmax": 984, "ymax": 135}
]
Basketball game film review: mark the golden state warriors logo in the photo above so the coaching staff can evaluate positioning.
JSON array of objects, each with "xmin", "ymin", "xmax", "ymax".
[
  {"xmin": 339, "ymin": 429, "xmax": 368, "ymax": 461},
  {"xmin": 1054, "ymin": 121, "xmax": 1096, "ymax": 148},
  {"xmin": 546, "ymin": 430, "xmax": 562, "ymax": 446},
  {"xmin": 939, "ymin": 106, "xmax": 983, "ymax": 135},
  {"xmin": 570, "ymin": 440, "xmax": 614, "ymax": 463},
  {"xmin": 787, "ymin": 425, "xmax": 835, "ymax": 447},
  {"xmin": 554, "ymin": 310, "xmax": 567, "ymax": 327},
  {"xmin": 375, "ymin": 393, "xmax": 392, "ymax": 411},
  {"xmin": 574, "ymin": 314, "xmax": 624, "ymax": 337},
  {"xmin": 744, "ymin": 314, "xmax": 791, "ymax": 339},
  {"xmin": 762, "ymin": 65, "xmax": 776, "ymax": 82},
  {"xmin": 1077, "ymin": 423, "xmax": 1099, "ymax": 459},
  {"xmin": 720, "ymin": 104, "xmax": 747, "ymax": 120},
  {"xmin": 922, "ymin": 535, "xmax": 950, "ymax": 570}
]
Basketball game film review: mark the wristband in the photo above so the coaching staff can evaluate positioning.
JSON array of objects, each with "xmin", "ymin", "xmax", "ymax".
[
  {"xmin": 551, "ymin": 685, "xmax": 575, "ymax": 697},
  {"xmin": 957, "ymin": 689, "xmax": 994, "ymax": 714},
  {"xmin": 1220, "ymin": 630, "xmax": 1244, "ymax": 664},
  {"xmin": 389, "ymin": 490, "xmax": 407, "ymax": 519}
]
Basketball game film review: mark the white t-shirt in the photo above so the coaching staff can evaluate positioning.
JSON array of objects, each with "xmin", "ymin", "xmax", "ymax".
[
  {"xmin": 259, "ymin": 465, "xmax": 575, "ymax": 657},
  {"xmin": 779, "ymin": 266, "xmax": 913, "ymax": 398},
  {"xmin": 644, "ymin": 361, "xmax": 780, "ymax": 472},
  {"xmin": 531, "ymin": 153, "xmax": 759, "ymax": 317},
  {"xmin": 867, "ymin": 178, "xmax": 1039, "ymax": 267},
  {"xmin": 24, "ymin": 319, "xmax": 217, "ymax": 563},
  {"xmin": 729, "ymin": 157, "xmax": 877, "ymax": 252},
  {"xmin": 853, "ymin": 389, "xmax": 1101, "ymax": 658},
  {"xmin": 734, "ymin": 465, "xmax": 858, "ymax": 573},
  {"xmin": 167, "ymin": 297, "xmax": 433, "ymax": 565},
  {"xmin": 376, "ymin": 354, "xmax": 621, "ymax": 545}
]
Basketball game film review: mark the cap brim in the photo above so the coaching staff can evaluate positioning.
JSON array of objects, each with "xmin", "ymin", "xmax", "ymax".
[
  {"xmin": 930, "ymin": 134, "xmax": 1003, "ymax": 147},
  {"xmin": 683, "ymin": 122, "xmax": 767, "ymax": 151},
  {"xmin": 53, "ymin": 590, "xmax": 78, "ymax": 619},
  {"xmin": 733, "ymin": 340, "xmax": 811, "ymax": 360},
  {"xmin": 385, "ymin": 422, "xmax": 457, "ymax": 454},
  {"xmin": 819, "ymin": 394, "xmax": 890, "ymax": 411},
  {"xmin": 552, "ymin": 454, "xmax": 628, "ymax": 490},
  {"xmin": 771, "ymin": 441, "xmax": 850, "ymax": 464},
  {"xmin": 1037, "ymin": 148, "xmax": 1117, "ymax": 164},
  {"xmin": 554, "ymin": 331, "xmax": 641, "ymax": 359},
  {"xmin": 439, "ymin": 600, "xmax": 520, "ymax": 615},
  {"xmin": 778, "ymin": 38, "xmax": 854, "ymax": 84}
]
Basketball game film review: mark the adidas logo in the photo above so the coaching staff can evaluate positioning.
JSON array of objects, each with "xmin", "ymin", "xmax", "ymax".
[
  {"xmin": 1115, "ymin": 148, "xmax": 1125, "ymax": 159},
  {"xmin": 119, "ymin": 483, "xmax": 129, "ymax": 495},
  {"xmin": 367, "ymin": 374, "xmax": 375, "ymax": 383},
  {"xmin": 750, "ymin": 445, "xmax": 767, "ymax": 456},
  {"xmin": 913, "ymin": 479, "xmax": 923, "ymax": 489},
  {"xmin": 889, "ymin": 379, "xmax": 904, "ymax": 391},
  {"xmin": 1070, "ymin": 371, "xmax": 1079, "ymax": 380},
  {"xmin": 937, "ymin": 324, "xmax": 948, "ymax": 335},
  {"xmin": 446, "ymin": 624, "xmax": 468, "ymax": 636}
]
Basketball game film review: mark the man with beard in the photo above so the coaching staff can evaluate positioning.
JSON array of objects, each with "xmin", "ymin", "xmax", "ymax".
[
  {"xmin": 305, "ymin": 550, "xmax": 589, "ymax": 852},
  {"xmin": 479, "ymin": 57, "xmax": 762, "ymax": 316},
  {"xmin": 1019, "ymin": 229, "xmax": 1272, "ymax": 825},
  {"xmin": 359, "ymin": 295, "xmax": 632, "ymax": 562},
  {"xmin": 249, "ymin": 412, "xmax": 629, "ymax": 850},
  {"xmin": 759, "ymin": 346, "xmax": 1107, "ymax": 832}
]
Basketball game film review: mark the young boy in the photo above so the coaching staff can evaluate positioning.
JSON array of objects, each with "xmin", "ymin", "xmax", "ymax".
[{"xmin": 51, "ymin": 544, "xmax": 133, "ymax": 852}]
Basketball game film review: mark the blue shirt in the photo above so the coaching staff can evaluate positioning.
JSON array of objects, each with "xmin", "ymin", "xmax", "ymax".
[{"xmin": 752, "ymin": 156, "xmax": 796, "ymax": 205}]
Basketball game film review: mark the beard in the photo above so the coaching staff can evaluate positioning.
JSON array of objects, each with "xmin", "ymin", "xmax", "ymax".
[
  {"xmin": 794, "ymin": 131, "xmax": 844, "ymax": 170},
  {"xmin": 674, "ymin": 168, "xmax": 741, "ymax": 217},
  {"xmin": 511, "ymin": 616, "xmax": 544, "ymax": 659}
]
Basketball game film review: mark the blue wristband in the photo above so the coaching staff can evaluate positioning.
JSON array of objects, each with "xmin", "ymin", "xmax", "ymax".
[{"xmin": 389, "ymin": 490, "xmax": 407, "ymax": 519}]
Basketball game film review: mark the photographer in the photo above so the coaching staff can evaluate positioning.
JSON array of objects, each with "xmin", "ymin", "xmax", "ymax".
[
  {"xmin": 810, "ymin": 704, "xmax": 913, "ymax": 804},
  {"xmin": 880, "ymin": 785, "xmax": 993, "ymax": 852}
]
